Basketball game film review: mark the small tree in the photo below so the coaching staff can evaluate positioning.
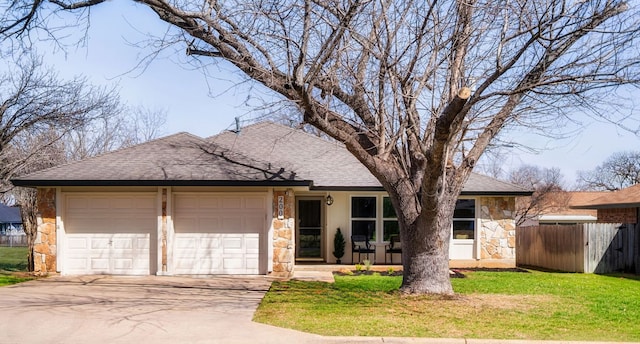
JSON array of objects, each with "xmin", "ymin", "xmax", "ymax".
[
  {"xmin": 333, "ymin": 228, "xmax": 346, "ymax": 264},
  {"xmin": 508, "ymin": 165, "xmax": 566, "ymax": 226}
]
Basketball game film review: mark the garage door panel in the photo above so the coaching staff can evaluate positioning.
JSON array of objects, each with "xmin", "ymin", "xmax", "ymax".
[
  {"xmin": 66, "ymin": 234, "xmax": 150, "ymax": 275},
  {"xmin": 246, "ymin": 235, "xmax": 259, "ymax": 254},
  {"xmin": 91, "ymin": 238, "xmax": 110, "ymax": 250},
  {"xmin": 245, "ymin": 197, "xmax": 266, "ymax": 209},
  {"xmin": 90, "ymin": 259, "xmax": 109, "ymax": 271},
  {"xmin": 173, "ymin": 233, "xmax": 260, "ymax": 275},
  {"xmin": 173, "ymin": 194, "xmax": 265, "ymax": 275}
]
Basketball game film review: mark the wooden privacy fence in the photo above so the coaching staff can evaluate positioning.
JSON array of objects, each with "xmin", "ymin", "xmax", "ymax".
[{"xmin": 517, "ymin": 223, "xmax": 640, "ymax": 274}]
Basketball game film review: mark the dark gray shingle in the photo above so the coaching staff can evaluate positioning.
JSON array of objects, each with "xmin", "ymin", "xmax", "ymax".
[{"xmin": 12, "ymin": 121, "xmax": 530, "ymax": 195}]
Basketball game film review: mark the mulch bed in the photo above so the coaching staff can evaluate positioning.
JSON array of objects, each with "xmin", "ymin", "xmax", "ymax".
[{"xmin": 333, "ymin": 267, "xmax": 529, "ymax": 278}]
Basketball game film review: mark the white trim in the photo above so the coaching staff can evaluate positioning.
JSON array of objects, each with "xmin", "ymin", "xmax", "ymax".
[
  {"xmin": 538, "ymin": 215, "xmax": 597, "ymax": 222},
  {"xmin": 55, "ymin": 187, "xmax": 64, "ymax": 274},
  {"xmin": 267, "ymin": 188, "xmax": 273, "ymax": 273},
  {"xmin": 450, "ymin": 197, "xmax": 477, "ymax": 260}
]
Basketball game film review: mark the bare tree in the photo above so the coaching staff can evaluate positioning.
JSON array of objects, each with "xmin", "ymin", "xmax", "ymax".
[
  {"xmin": 577, "ymin": 151, "xmax": 640, "ymax": 191},
  {"xmin": 508, "ymin": 165, "xmax": 567, "ymax": 226},
  {"xmin": 2, "ymin": 0, "xmax": 640, "ymax": 294},
  {"xmin": 64, "ymin": 105, "xmax": 167, "ymax": 160},
  {"xmin": 0, "ymin": 54, "xmax": 121, "ymax": 270}
]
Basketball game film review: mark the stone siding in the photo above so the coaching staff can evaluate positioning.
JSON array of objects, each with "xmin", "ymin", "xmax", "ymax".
[
  {"xmin": 271, "ymin": 190, "xmax": 295, "ymax": 277},
  {"xmin": 479, "ymin": 197, "xmax": 516, "ymax": 260},
  {"xmin": 34, "ymin": 188, "xmax": 57, "ymax": 274}
]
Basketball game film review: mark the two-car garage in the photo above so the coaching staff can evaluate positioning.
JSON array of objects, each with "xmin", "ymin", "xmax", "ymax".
[{"xmin": 60, "ymin": 192, "xmax": 268, "ymax": 276}]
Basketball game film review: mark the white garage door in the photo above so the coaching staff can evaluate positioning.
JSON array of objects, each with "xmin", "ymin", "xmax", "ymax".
[
  {"xmin": 63, "ymin": 193, "xmax": 156, "ymax": 275},
  {"xmin": 173, "ymin": 193, "xmax": 266, "ymax": 274}
]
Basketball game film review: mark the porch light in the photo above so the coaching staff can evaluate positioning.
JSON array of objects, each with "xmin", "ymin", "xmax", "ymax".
[{"xmin": 326, "ymin": 194, "xmax": 334, "ymax": 206}]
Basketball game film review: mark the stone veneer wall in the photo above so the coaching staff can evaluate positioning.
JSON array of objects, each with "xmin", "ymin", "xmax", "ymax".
[
  {"xmin": 271, "ymin": 190, "xmax": 295, "ymax": 277},
  {"xmin": 34, "ymin": 188, "xmax": 57, "ymax": 274},
  {"xmin": 478, "ymin": 197, "xmax": 516, "ymax": 260}
]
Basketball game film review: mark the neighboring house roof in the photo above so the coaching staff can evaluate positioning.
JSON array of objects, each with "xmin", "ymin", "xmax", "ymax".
[
  {"xmin": 572, "ymin": 184, "xmax": 640, "ymax": 209},
  {"xmin": 0, "ymin": 204, "xmax": 22, "ymax": 224},
  {"xmin": 12, "ymin": 121, "xmax": 530, "ymax": 194},
  {"xmin": 535, "ymin": 191, "xmax": 601, "ymax": 222}
]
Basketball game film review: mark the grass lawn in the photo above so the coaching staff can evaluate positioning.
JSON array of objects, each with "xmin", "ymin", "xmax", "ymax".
[
  {"xmin": 0, "ymin": 246, "xmax": 32, "ymax": 286},
  {"xmin": 254, "ymin": 270, "xmax": 640, "ymax": 341},
  {"xmin": 0, "ymin": 246, "xmax": 28, "ymax": 272}
]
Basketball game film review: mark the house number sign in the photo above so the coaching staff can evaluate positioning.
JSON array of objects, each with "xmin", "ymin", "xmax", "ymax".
[{"xmin": 277, "ymin": 196, "xmax": 284, "ymax": 219}]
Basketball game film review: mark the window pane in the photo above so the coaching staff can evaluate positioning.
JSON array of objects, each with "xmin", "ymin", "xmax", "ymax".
[
  {"xmin": 298, "ymin": 200, "xmax": 321, "ymax": 227},
  {"xmin": 383, "ymin": 197, "xmax": 397, "ymax": 218},
  {"xmin": 453, "ymin": 220, "xmax": 474, "ymax": 239},
  {"xmin": 351, "ymin": 197, "xmax": 376, "ymax": 218},
  {"xmin": 383, "ymin": 220, "xmax": 399, "ymax": 242},
  {"xmin": 454, "ymin": 199, "xmax": 475, "ymax": 218},
  {"xmin": 352, "ymin": 220, "xmax": 376, "ymax": 241}
]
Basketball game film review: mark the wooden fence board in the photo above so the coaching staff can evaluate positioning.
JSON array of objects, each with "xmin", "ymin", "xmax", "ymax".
[{"xmin": 517, "ymin": 223, "xmax": 638, "ymax": 274}]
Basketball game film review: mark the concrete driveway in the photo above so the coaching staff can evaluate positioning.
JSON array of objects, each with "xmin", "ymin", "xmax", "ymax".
[{"xmin": 0, "ymin": 275, "xmax": 320, "ymax": 344}]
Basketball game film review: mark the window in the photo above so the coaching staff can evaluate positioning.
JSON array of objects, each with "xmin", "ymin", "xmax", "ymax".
[
  {"xmin": 382, "ymin": 197, "xmax": 399, "ymax": 242},
  {"xmin": 453, "ymin": 199, "xmax": 475, "ymax": 239},
  {"xmin": 351, "ymin": 197, "xmax": 376, "ymax": 241},
  {"xmin": 350, "ymin": 196, "xmax": 399, "ymax": 243}
]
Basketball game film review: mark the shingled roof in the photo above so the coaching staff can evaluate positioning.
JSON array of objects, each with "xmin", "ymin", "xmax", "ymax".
[
  {"xmin": 12, "ymin": 121, "xmax": 530, "ymax": 194},
  {"xmin": 572, "ymin": 184, "xmax": 640, "ymax": 209},
  {"xmin": 0, "ymin": 204, "xmax": 21, "ymax": 224}
]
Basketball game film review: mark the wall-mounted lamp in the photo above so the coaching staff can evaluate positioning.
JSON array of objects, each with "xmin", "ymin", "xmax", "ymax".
[{"xmin": 326, "ymin": 194, "xmax": 334, "ymax": 206}]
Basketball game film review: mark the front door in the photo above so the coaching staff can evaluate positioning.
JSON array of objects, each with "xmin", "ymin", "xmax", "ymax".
[{"xmin": 296, "ymin": 198, "xmax": 324, "ymax": 260}]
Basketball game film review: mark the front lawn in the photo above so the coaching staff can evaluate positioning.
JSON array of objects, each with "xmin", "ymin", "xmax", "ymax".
[
  {"xmin": 0, "ymin": 246, "xmax": 32, "ymax": 286},
  {"xmin": 254, "ymin": 270, "xmax": 640, "ymax": 341},
  {"xmin": 0, "ymin": 246, "xmax": 28, "ymax": 272}
]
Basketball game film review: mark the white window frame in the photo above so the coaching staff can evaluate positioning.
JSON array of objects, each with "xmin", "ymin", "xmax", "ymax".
[
  {"xmin": 349, "ymin": 194, "xmax": 400, "ymax": 244},
  {"xmin": 382, "ymin": 196, "xmax": 399, "ymax": 243},
  {"xmin": 348, "ymin": 195, "xmax": 478, "ymax": 245},
  {"xmin": 451, "ymin": 197, "xmax": 477, "ymax": 242},
  {"xmin": 349, "ymin": 195, "xmax": 378, "ymax": 242}
]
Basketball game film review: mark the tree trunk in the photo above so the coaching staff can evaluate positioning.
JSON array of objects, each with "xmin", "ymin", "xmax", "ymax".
[
  {"xmin": 18, "ymin": 189, "xmax": 37, "ymax": 272},
  {"xmin": 398, "ymin": 192, "xmax": 457, "ymax": 295}
]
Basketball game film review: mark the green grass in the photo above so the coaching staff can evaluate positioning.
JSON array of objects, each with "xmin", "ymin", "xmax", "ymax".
[
  {"xmin": 0, "ymin": 246, "xmax": 28, "ymax": 272},
  {"xmin": 0, "ymin": 246, "xmax": 32, "ymax": 286},
  {"xmin": 0, "ymin": 274, "xmax": 31, "ymax": 286},
  {"xmin": 254, "ymin": 270, "xmax": 640, "ymax": 341}
]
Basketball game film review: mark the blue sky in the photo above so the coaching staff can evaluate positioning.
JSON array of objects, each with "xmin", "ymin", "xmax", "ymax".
[{"xmin": 31, "ymin": 1, "xmax": 640, "ymax": 186}]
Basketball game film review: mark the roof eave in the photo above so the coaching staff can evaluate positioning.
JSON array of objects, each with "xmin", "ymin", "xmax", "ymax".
[
  {"xmin": 11, "ymin": 179, "xmax": 312, "ymax": 188},
  {"xmin": 310, "ymin": 185, "xmax": 532, "ymax": 196},
  {"xmin": 572, "ymin": 203, "xmax": 640, "ymax": 210}
]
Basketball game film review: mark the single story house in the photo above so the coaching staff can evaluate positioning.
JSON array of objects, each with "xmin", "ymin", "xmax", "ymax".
[{"xmin": 12, "ymin": 121, "xmax": 530, "ymax": 276}]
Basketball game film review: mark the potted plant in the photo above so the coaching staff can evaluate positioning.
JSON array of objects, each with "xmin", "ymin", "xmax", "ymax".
[{"xmin": 333, "ymin": 228, "xmax": 346, "ymax": 264}]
